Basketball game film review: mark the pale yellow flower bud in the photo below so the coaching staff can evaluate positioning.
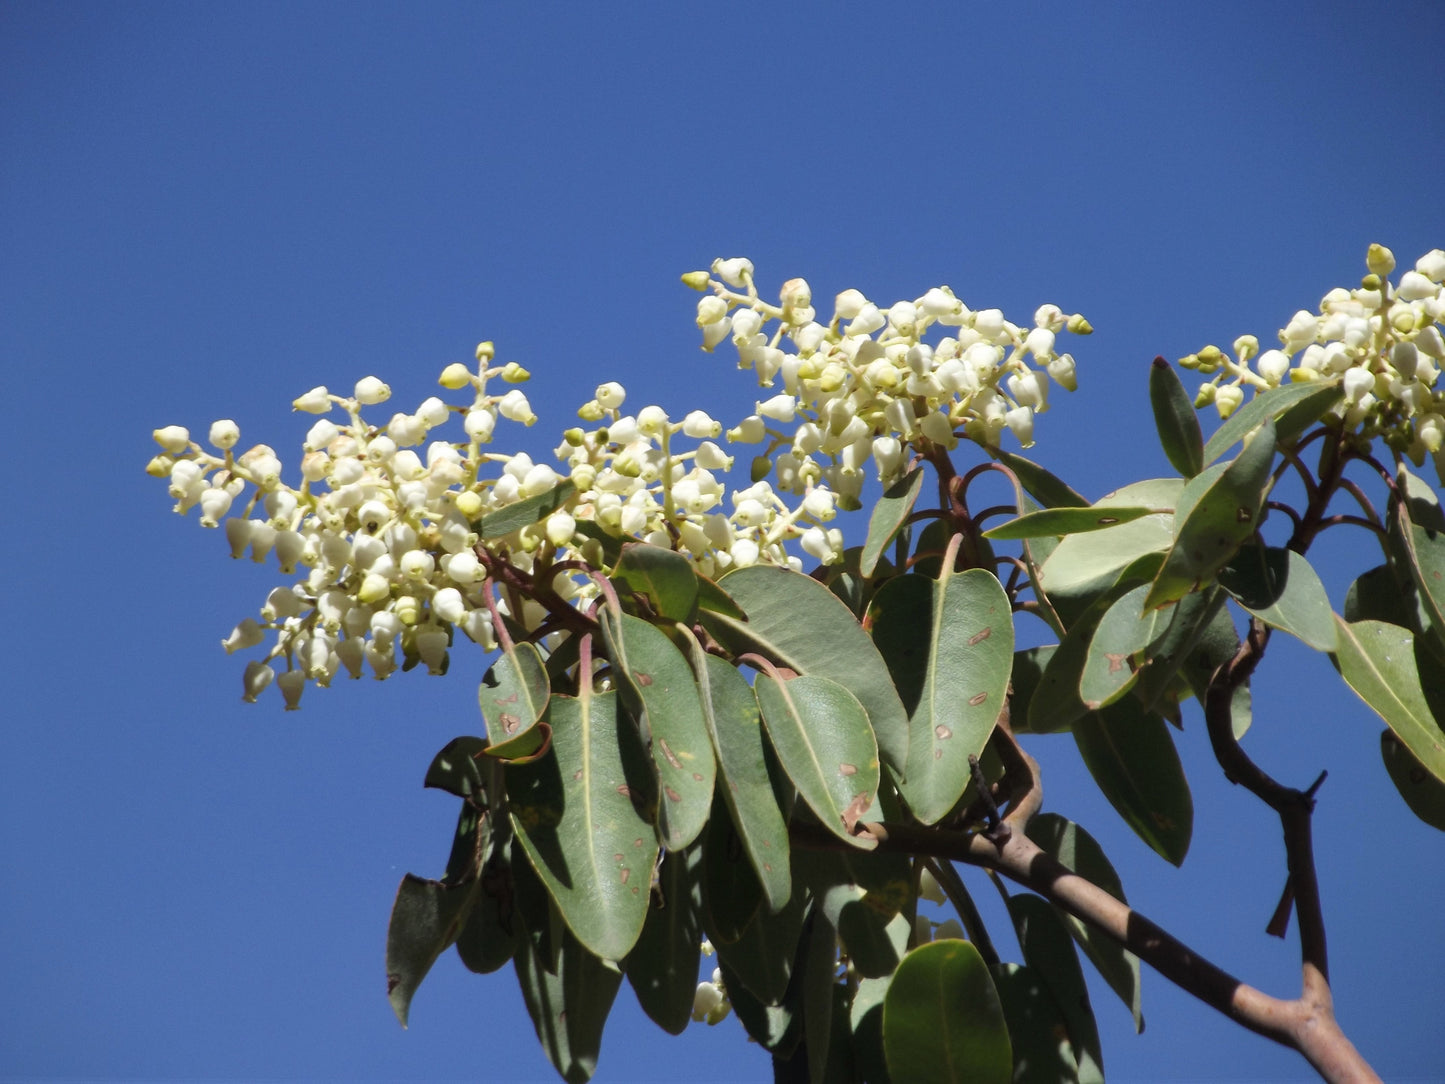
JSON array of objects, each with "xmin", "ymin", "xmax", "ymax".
[
  {"xmin": 1367, "ymin": 243, "xmax": 1396, "ymax": 277},
  {"xmin": 680, "ymin": 270, "xmax": 711, "ymax": 291},
  {"xmin": 438, "ymin": 363, "xmax": 472, "ymax": 389}
]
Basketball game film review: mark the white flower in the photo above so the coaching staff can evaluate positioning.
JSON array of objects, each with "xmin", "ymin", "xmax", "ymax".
[
  {"xmin": 712, "ymin": 257, "xmax": 754, "ymax": 287},
  {"xmin": 757, "ymin": 395, "xmax": 796, "ymax": 422},
  {"xmin": 682, "ymin": 410, "xmax": 722, "ymax": 439},
  {"xmin": 355, "ymin": 376, "xmax": 391, "ymax": 405},
  {"xmin": 498, "ymin": 390, "xmax": 537, "ymax": 425},
  {"xmin": 152, "ymin": 425, "xmax": 191, "ymax": 454},
  {"xmin": 292, "ymin": 386, "xmax": 332, "ymax": 413}
]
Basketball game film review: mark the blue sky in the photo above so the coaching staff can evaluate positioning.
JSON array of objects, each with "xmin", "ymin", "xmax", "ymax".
[{"xmin": 3, "ymin": 2, "xmax": 1443, "ymax": 1081}]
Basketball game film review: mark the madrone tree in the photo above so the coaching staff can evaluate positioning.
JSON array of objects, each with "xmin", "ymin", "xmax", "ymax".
[{"xmin": 148, "ymin": 246, "xmax": 1445, "ymax": 1084}]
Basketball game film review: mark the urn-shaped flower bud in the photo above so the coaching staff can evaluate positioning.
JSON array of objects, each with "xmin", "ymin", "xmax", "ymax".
[{"xmin": 354, "ymin": 376, "xmax": 391, "ymax": 405}]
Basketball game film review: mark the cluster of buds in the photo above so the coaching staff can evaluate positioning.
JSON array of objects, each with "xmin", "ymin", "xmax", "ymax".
[
  {"xmin": 149, "ymin": 261, "xmax": 1088, "ymax": 706},
  {"xmin": 686, "ymin": 257, "xmax": 1088, "ymax": 505},
  {"xmin": 1181, "ymin": 246, "xmax": 1445, "ymax": 479}
]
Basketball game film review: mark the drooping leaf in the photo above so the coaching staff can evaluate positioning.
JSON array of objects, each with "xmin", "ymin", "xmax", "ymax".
[
  {"xmin": 882, "ymin": 939, "xmax": 1012, "ymax": 1084},
  {"xmin": 696, "ymin": 652, "xmax": 792, "ymax": 911},
  {"xmin": 387, "ymin": 873, "xmax": 480, "ymax": 1026},
  {"xmin": 850, "ymin": 974, "xmax": 893, "ymax": 1084},
  {"xmin": 862, "ymin": 468, "xmax": 925, "ymax": 577},
  {"xmin": 1200, "ymin": 379, "xmax": 1342, "ymax": 466},
  {"xmin": 423, "ymin": 735, "xmax": 491, "ymax": 799},
  {"xmin": 714, "ymin": 876, "xmax": 809, "ymax": 1004},
  {"xmin": 706, "ymin": 564, "xmax": 910, "ymax": 772},
  {"xmin": 454, "ymin": 812, "xmax": 518, "ymax": 975},
  {"xmin": 598, "ymin": 610, "xmax": 715, "ymax": 851},
  {"xmin": 1144, "ymin": 420, "xmax": 1276, "ymax": 611},
  {"xmin": 1150, "ymin": 357, "xmax": 1205, "ymax": 478},
  {"xmin": 721, "ymin": 957, "xmax": 802, "ymax": 1056},
  {"xmin": 1037, "ymin": 479, "xmax": 1182, "ymax": 601},
  {"xmin": 993, "ymin": 450, "xmax": 1089, "ymax": 509},
  {"xmin": 990, "ymin": 963, "xmax": 1082, "ymax": 1084},
  {"xmin": 801, "ymin": 908, "xmax": 841, "ymax": 1084},
  {"xmin": 514, "ymin": 916, "xmax": 624, "ymax": 1084},
  {"xmin": 701, "ymin": 790, "xmax": 762, "ymax": 945},
  {"xmin": 798, "ymin": 847, "xmax": 911, "ymax": 980},
  {"xmin": 1380, "ymin": 730, "xmax": 1445, "ymax": 831},
  {"xmin": 1006, "ymin": 894, "xmax": 1104, "ymax": 1084},
  {"xmin": 1073, "ymin": 697, "xmax": 1193, "ymax": 866},
  {"xmin": 477, "ymin": 479, "xmax": 578, "ymax": 539},
  {"xmin": 1175, "ymin": 592, "xmax": 1252, "ymax": 738},
  {"xmin": 984, "ymin": 505, "xmax": 1158, "ymax": 541},
  {"xmin": 478, "ymin": 641, "xmax": 550, "ymax": 760},
  {"xmin": 1007, "ymin": 646, "xmax": 1066, "ymax": 735},
  {"xmin": 1079, "ymin": 584, "xmax": 1169, "ymax": 710},
  {"xmin": 613, "ymin": 542, "xmax": 700, "ymax": 624},
  {"xmin": 507, "ymin": 689, "xmax": 658, "ymax": 962},
  {"xmin": 624, "ymin": 846, "xmax": 702, "ymax": 1035},
  {"xmin": 1025, "ymin": 814, "xmax": 1143, "ymax": 1032},
  {"xmin": 867, "ymin": 569, "xmax": 1014, "ymax": 824},
  {"xmin": 1219, "ymin": 543, "xmax": 1337, "ymax": 652},
  {"xmin": 1333, "ymin": 618, "xmax": 1445, "ymax": 785},
  {"xmin": 754, "ymin": 673, "xmax": 880, "ymax": 849}
]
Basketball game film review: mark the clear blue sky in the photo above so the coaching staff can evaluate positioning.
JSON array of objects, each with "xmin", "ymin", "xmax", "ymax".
[{"xmin": 3, "ymin": 2, "xmax": 1443, "ymax": 1081}]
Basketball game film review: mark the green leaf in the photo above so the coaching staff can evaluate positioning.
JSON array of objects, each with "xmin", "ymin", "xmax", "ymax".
[
  {"xmin": 714, "ymin": 877, "xmax": 809, "ymax": 1004},
  {"xmin": 514, "ymin": 918, "xmax": 624, "ymax": 1084},
  {"xmin": 386, "ymin": 870, "xmax": 480, "ymax": 1026},
  {"xmin": 862, "ymin": 468, "xmax": 925, "ymax": 578},
  {"xmin": 993, "ymin": 450, "xmax": 1089, "ymax": 508},
  {"xmin": 1144, "ymin": 420, "xmax": 1276, "ymax": 610},
  {"xmin": 625, "ymin": 847, "xmax": 702, "ymax": 1035},
  {"xmin": 824, "ymin": 544, "xmax": 895, "ymax": 619},
  {"xmin": 984, "ymin": 505, "xmax": 1158, "ymax": 541},
  {"xmin": 1150, "ymin": 357, "xmax": 1205, "ymax": 478},
  {"xmin": 478, "ymin": 641, "xmax": 550, "ymax": 759},
  {"xmin": 1006, "ymin": 894, "xmax": 1103, "ymax": 1084},
  {"xmin": 1008, "ymin": 646, "xmax": 1068, "ymax": 735},
  {"xmin": 990, "ymin": 963, "xmax": 1082, "ymax": 1084},
  {"xmin": 454, "ymin": 814, "xmax": 517, "ymax": 975},
  {"xmin": 1380, "ymin": 730, "xmax": 1445, "ymax": 831},
  {"xmin": 598, "ymin": 611, "xmax": 715, "ymax": 851},
  {"xmin": 1174, "ymin": 593, "xmax": 1252, "ymax": 738},
  {"xmin": 800, "ymin": 848, "xmax": 911, "ymax": 980},
  {"xmin": 507, "ymin": 689, "xmax": 658, "ymax": 962},
  {"xmin": 1219, "ymin": 543, "xmax": 1337, "ymax": 652},
  {"xmin": 1073, "ymin": 697, "xmax": 1193, "ymax": 865},
  {"xmin": 754, "ymin": 673, "xmax": 880, "ymax": 849},
  {"xmin": 701, "ymin": 790, "xmax": 762, "ymax": 944},
  {"xmin": 613, "ymin": 542, "xmax": 700, "ymax": 624},
  {"xmin": 1079, "ymin": 584, "xmax": 1169, "ymax": 710},
  {"xmin": 868, "ymin": 569, "xmax": 1014, "ymax": 824},
  {"xmin": 1333, "ymin": 618, "xmax": 1445, "ymax": 785},
  {"xmin": 705, "ymin": 564, "xmax": 910, "ymax": 773},
  {"xmin": 696, "ymin": 653, "xmax": 792, "ymax": 911},
  {"xmin": 1200, "ymin": 379, "xmax": 1342, "ymax": 466},
  {"xmin": 850, "ymin": 974, "xmax": 893, "ymax": 1084},
  {"xmin": 882, "ymin": 939, "xmax": 1012, "ymax": 1084},
  {"xmin": 477, "ymin": 479, "xmax": 578, "ymax": 539},
  {"xmin": 1025, "ymin": 814, "xmax": 1143, "ymax": 1032},
  {"xmin": 721, "ymin": 957, "xmax": 802, "ymax": 1056},
  {"xmin": 1028, "ymin": 579, "xmax": 1145, "ymax": 734},
  {"xmin": 1037, "ymin": 479, "xmax": 1182, "ymax": 601},
  {"xmin": 696, "ymin": 572, "xmax": 747, "ymax": 620},
  {"xmin": 1390, "ymin": 465, "xmax": 1445, "ymax": 659},
  {"xmin": 801, "ymin": 908, "xmax": 841, "ymax": 1084},
  {"xmin": 423, "ymin": 735, "xmax": 491, "ymax": 799}
]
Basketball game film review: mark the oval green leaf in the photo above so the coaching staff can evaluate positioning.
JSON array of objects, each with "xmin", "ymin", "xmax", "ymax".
[
  {"xmin": 1037, "ymin": 479, "xmax": 1182, "ymax": 601},
  {"xmin": 1006, "ymin": 893, "xmax": 1104, "ymax": 1083},
  {"xmin": 754, "ymin": 673, "xmax": 880, "ymax": 849},
  {"xmin": 985, "ymin": 505, "xmax": 1157, "ymax": 541},
  {"xmin": 696, "ymin": 652, "xmax": 792, "ymax": 911},
  {"xmin": 1073, "ymin": 697, "xmax": 1193, "ymax": 866},
  {"xmin": 1333, "ymin": 618, "xmax": 1445, "ymax": 785},
  {"xmin": 477, "ymin": 479, "xmax": 578, "ymax": 538},
  {"xmin": 993, "ymin": 450, "xmax": 1089, "ymax": 508},
  {"xmin": 867, "ymin": 569, "xmax": 1014, "ymax": 824},
  {"xmin": 1080, "ymin": 584, "xmax": 1168, "ymax": 710},
  {"xmin": 599, "ymin": 610, "xmax": 716, "ymax": 852},
  {"xmin": 1026, "ymin": 814, "xmax": 1143, "ymax": 1032},
  {"xmin": 1150, "ymin": 357, "xmax": 1205, "ymax": 478},
  {"xmin": 861, "ymin": 467, "xmax": 925, "ymax": 577},
  {"xmin": 1380, "ymin": 730, "xmax": 1445, "ymax": 831},
  {"xmin": 706, "ymin": 564, "xmax": 910, "ymax": 772},
  {"xmin": 507, "ymin": 689, "xmax": 659, "ymax": 962},
  {"xmin": 882, "ymin": 939, "xmax": 1012, "ymax": 1084},
  {"xmin": 613, "ymin": 541, "xmax": 700, "ymax": 624},
  {"xmin": 514, "ymin": 919, "xmax": 623, "ymax": 1084},
  {"xmin": 1219, "ymin": 543, "xmax": 1337, "ymax": 652},
  {"xmin": 1200, "ymin": 379, "xmax": 1342, "ymax": 466},
  {"xmin": 625, "ymin": 847, "xmax": 702, "ymax": 1035},
  {"xmin": 1390, "ymin": 465, "xmax": 1445, "ymax": 660},
  {"xmin": 478, "ymin": 642, "xmax": 550, "ymax": 759}
]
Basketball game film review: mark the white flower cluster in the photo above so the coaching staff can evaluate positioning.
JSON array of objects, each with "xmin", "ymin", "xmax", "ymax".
[
  {"xmin": 687, "ymin": 257, "xmax": 1088, "ymax": 510},
  {"xmin": 149, "ymin": 261, "xmax": 1088, "ymax": 706},
  {"xmin": 1183, "ymin": 245, "xmax": 1445, "ymax": 477}
]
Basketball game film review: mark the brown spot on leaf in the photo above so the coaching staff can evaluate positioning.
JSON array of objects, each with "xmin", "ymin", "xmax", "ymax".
[
  {"xmin": 935, "ymin": 724, "xmax": 952, "ymax": 740},
  {"xmin": 841, "ymin": 792, "xmax": 872, "ymax": 833},
  {"xmin": 1097, "ymin": 516, "xmax": 1119, "ymax": 526},
  {"xmin": 659, "ymin": 737, "xmax": 683, "ymax": 770},
  {"xmin": 573, "ymin": 769, "xmax": 584, "ymax": 781},
  {"xmin": 387, "ymin": 974, "xmax": 401, "ymax": 995},
  {"xmin": 614, "ymin": 853, "xmax": 624, "ymax": 862},
  {"xmin": 935, "ymin": 748, "xmax": 943, "ymax": 759},
  {"xmin": 968, "ymin": 627, "xmax": 992, "ymax": 646},
  {"xmin": 665, "ymin": 786, "xmax": 682, "ymax": 802},
  {"xmin": 1106, "ymin": 652, "xmax": 1129, "ymax": 673},
  {"xmin": 969, "ymin": 692, "xmax": 988, "ymax": 706},
  {"xmin": 501, "ymin": 712, "xmax": 521, "ymax": 734},
  {"xmin": 839, "ymin": 763, "xmax": 858, "ymax": 777},
  {"xmin": 1237, "ymin": 508, "xmax": 1253, "ymax": 523},
  {"xmin": 616, "ymin": 784, "xmax": 631, "ymax": 797},
  {"xmin": 764, "ymin": 862, "xmax": 773, "ymax": 872},
  {"xmin": 633, "ymin": 670, "xmax": 653, "ymax": 686},
  {"xmin": 620, "ymin": 868, "xmax": 630, "ymax": 884}
]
